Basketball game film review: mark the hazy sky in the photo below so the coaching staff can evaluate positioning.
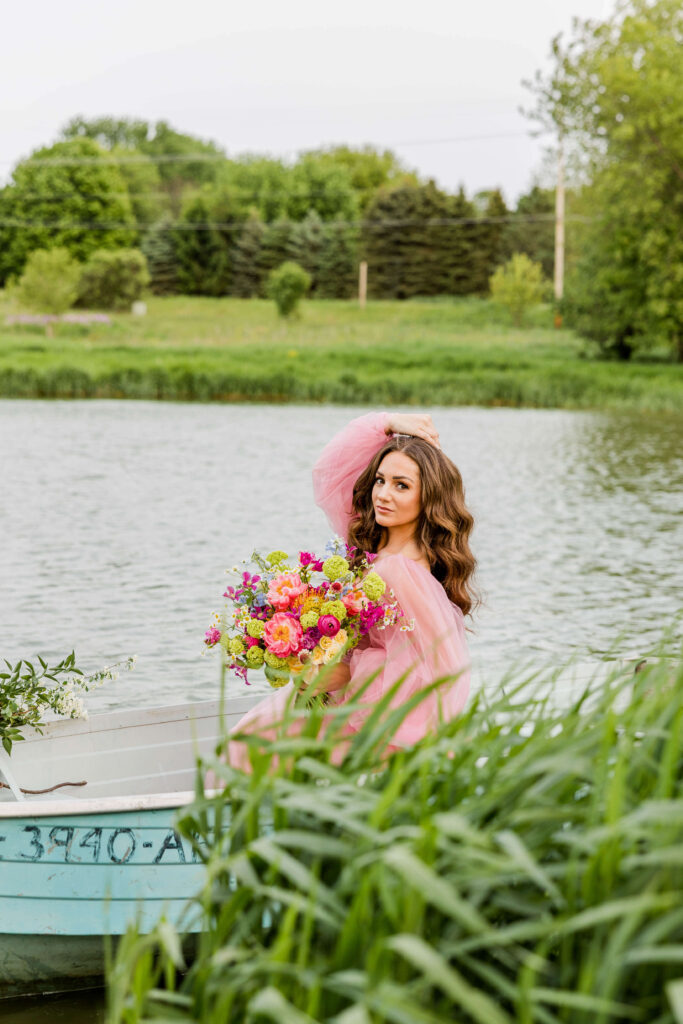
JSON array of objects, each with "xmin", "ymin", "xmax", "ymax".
[{"xmin": 3, "ymin": 0, "xmax": 612, "ymax": 201}]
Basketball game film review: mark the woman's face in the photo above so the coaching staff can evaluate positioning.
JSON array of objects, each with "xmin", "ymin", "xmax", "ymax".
[{"xmin": 372, "ymin": 451, "xmax": 422, "ymax": 529}]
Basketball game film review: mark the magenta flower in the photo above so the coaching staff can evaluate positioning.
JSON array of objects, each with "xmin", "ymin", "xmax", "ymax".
[
  {"xmin": 204, "ymin": 626, "xmax": 222, "ymax": 646},
  {"xmin": 318, "ymin": 614, "xmax": 341, "ymax": 637},
  {"xmin": 360, "ymin": 606, "xmax": 384, "ymax": 632},
  {"xmin": 299, "ymin": 551, "xmax": 314, "ymax": 566}
]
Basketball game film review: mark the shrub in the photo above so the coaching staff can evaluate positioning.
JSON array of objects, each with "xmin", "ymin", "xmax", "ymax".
[
  {"xmin": 266, "ymin": 260, "xmax": 311, "ymax": 317},
  {"xmin": 490, "ymin": 252, "xmax": 547, "ymax": 326},
  {"xmin": 12, "ymin": 247, "xmax": 80, "ymax": 317},
  {"xmin": 78, "ymin": 248, "xmax": 150, "ymax": 311}
]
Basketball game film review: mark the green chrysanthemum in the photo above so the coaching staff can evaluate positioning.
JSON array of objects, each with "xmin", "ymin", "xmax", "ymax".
[
  {"xmin": 321, "ymin": 599, "xmax": 347, "ymax": 622},
  {"xmin": 264, "ymin": 650, "xmax": 289, "ymax": 669},
  {"xmin": 362, "ymin": 571, "xmax": 386, "ymax": 602},
  {"xmin": 246, "ymin": 646, "xmax": 265, "ymax": 666},
  {"xmin": 246, "ymin": 618, "xmax": 265, "ymax": 638},
  {"xmin": 300, "ymin": 611, "xmax": 319, "ymax": 630},
  {"xmin": 267, "ymin": 550, "xmax": 289, "ymax": 566},
  {"xmin": 323, "ymin": 555, "xmax": 349, "ymax": 581}
]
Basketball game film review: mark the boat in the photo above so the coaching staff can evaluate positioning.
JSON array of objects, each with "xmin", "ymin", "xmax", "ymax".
[{"xmin": 0, "ymin": 694, "xmax": 259, "ymax": 998}]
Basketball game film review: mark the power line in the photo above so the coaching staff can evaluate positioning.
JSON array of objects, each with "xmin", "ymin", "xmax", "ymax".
[{"xmin": 0, "ymin": 130, "xmax": 542, "ymax": 168}]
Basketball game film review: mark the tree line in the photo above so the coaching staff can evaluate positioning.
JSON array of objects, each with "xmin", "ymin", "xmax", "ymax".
[{"xmin": 0, "ymin": 121, "xmax": 556, "ymax": 301}]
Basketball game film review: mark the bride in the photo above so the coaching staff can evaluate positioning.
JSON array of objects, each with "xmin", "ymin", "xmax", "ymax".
[{"xmin": 226, "ymin": 410, "xmax": 477, "ymax": 770}]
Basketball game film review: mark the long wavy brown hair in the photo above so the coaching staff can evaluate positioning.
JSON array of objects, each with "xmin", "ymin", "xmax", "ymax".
[{"xmin": 347, "ymin": 436, "xmax": 479, "ymax": 617}]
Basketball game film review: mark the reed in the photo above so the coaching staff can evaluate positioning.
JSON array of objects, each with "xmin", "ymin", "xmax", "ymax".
[{"xmin": 106, "ymin": 637, "xmax": 683, "ymax": 1023}]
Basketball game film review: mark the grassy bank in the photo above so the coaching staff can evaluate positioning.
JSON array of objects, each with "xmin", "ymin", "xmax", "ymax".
[
  {"xmin": 1, "ymin": 295, "xmax": 681, "ymax": 411},
  {"xmin": 106, "ymin": 646, "xmax": 683, "ymax": 1023}
]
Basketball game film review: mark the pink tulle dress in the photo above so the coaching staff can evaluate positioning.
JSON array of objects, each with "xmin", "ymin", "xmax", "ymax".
[{"xmin": 226, "ymin": 411, "xmax": 471, "ymax": 770}]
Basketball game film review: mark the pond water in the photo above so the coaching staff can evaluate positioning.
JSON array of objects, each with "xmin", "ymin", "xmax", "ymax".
[
  {"xmin": 1, "ymin": 400, "xmax": 681, "ymax": 712},
  {"xmin": 0, "ymin": 400, "xmax": 682, "ymax": 1021}
]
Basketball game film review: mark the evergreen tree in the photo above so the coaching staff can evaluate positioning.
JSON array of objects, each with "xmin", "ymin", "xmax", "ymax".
[
  {"xmin": 287, "ymin": 210, "xmax": 326, "ymax": 295},
  {"xmin": 505, "ymin": 185, "xmax": 555, "ymax": 280},
  {"xmin": 362, "ymin": 181, "xmax": 480, "ymax": 299},
  {"xmin": 317, "ymin": 222, "xmax": 359, "ymax": 299},
  {"xmin": 257, "ymin": 218, "xmax": 295, "ymax": 297},
  {"xmin": 230, "ymin": 210, "xmax": 266, "ymax": 298},
  {"xmin": 141, "ymin": 217, "xmax": 180, "ymax": 295},
  {"xmin": 173, "ymin": 195, "xmax": 230, "ymax": 296},
  {"xmin": 444, "ymin": 188, "xmax": 479, "ymax": 295},
  {"xmin": 471, "ymin": 189, "xmax": 509, "ymax": 293}
]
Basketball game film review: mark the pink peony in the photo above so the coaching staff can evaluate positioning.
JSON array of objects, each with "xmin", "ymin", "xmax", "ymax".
[
  {"xmin": 318, "ymin": 614, "xmax": 341, "ymax": 637},
  {"xmin": 342, "ymin": 589, "xmax": 369, "ymax": 616},
  {"xmin": 264, "ymin": 612, "xmax": 304, "ymax": 656},
  {"xmin": 267, "ymin": 572, "xmax": 307, "ymax": 610}
]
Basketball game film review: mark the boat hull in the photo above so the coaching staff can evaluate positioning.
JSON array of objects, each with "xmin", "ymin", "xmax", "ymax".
[{"xmin": 0, "ymin": 694, "xmax": 259, "ymax": 997}]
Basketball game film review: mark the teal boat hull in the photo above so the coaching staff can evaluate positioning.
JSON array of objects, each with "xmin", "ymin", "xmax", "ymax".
[{"xmin": 0, "ymin": 802, "xmax": 205, "ymax": 996}]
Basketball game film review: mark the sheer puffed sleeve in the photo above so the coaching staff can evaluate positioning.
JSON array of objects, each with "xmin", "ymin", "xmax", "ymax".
[
  {"xmin": 312, "ymin": 411, "xmax": 392, "ymax": 538},
  {"xmin": 339, "ymin": 554, "xmax": 471, "ymax": 747}
]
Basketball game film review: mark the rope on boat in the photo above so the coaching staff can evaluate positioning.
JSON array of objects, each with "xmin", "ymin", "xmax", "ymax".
[{"xmin": 0, "ymin": 780, "xmax": 87, "ymax": 794}]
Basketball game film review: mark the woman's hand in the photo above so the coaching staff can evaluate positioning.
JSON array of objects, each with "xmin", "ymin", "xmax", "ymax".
[{"xmin": 386, "ymin": 412, "xmax": 440, "ymax": 449}]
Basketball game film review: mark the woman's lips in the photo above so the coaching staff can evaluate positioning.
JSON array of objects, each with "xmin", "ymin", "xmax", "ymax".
[{"xmin": 376, "ymin": 505, "xmax": 392, "ymax": 513}]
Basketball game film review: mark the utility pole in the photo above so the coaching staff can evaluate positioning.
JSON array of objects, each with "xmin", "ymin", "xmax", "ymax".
[
  {"xmin": 359, "ymin": 261, "xmax": 368, "ymax": 309},
  {"xmin": 554, "ymin": 139, "xmax": 565, "ymax": 305}
]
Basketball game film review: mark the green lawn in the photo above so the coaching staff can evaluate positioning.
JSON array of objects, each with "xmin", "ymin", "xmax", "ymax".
[{"xmin": 1, "ymin": 295, "xmax": 681, "ymax": 411}]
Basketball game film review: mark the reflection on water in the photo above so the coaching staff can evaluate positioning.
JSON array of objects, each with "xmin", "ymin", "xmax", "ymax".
[{"xmin": 0, "ymin": 401, "xmax": 681, "ymax": 712}]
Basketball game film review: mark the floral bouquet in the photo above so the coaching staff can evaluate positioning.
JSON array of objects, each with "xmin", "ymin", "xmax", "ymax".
[{"xmin": 204, "ymin": 538, "xmax": 412, "ymax": 689}]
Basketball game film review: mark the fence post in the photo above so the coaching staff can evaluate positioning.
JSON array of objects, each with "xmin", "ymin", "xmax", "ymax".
[{"xmin": 359, "ymin": 261, "xmax": 367, "ymax": 309}]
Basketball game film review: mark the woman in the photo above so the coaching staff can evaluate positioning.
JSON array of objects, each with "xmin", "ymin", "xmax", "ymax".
[{"xmin": 226, "ymin": 410, "xmax": 476, "ymax": 770}]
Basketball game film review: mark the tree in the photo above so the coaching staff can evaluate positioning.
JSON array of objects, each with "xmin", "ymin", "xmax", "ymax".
[
  {"xmin": 258, "ymin": 219, "xmax": 295, "ymax": 296},
  {"xmin": 471, "ymin": 189, "xmax": 509, "ymax": 293},
  {"xmin": 526, "ymin": 0, "xmax": 683, "ymax": 360},
  {"xmin": 362, "ymin": 182, "xmax": 479, "ymax": 299},
  {"xmin": 505, "ymin": 185, "xmax": 555, "ymax": 280},
  {"xmin": 12, "ymin": 248, "xmax": 80, "ymax": 332},
  {"xmin": 141, "ymin": 218, "xmax": 180, "ymax": 295},
  {"xmin": 490, "ymin": 253, "xmax": 547, "ymax": 326},
  {"xmin": 109, "ymin": 147, "xmax": 170, "ymax": 228},
  {"xmin": 77, "ymin": 248, "xmax": 150, "ymax": 311},
  {"xmin": 285, "ymin": 155, "xmax": 359, "ymax": 223},
  {"xmin": 215, "ymin": 157, "xmax": 291, "ymax": 224},
  {"xmin": 287, "ymin": 210, "xmax": 326, "ymax": 294},
  {"xmin": 61, "ymin": 115, "xmax": 150, "ymax": 150},
  {"xmin": 173, "ymin": 195, "xmax": 230, "ymax": 296},
  {"xmin": 317, "ymin": 222, "xmax": 359, "ymax": 299},
  {"xmin": 302, "ymin": 144, "xmax": 419, "ymax": 213},
  {"xmin": 63, "ymin": 117, "xmax": 228, "ymax": 214},
  {"xmin": 266, "ymin": 261, "xmax": 311, "ymax": 317},
  {"xmin": 0, "ymin": 138, "xmax": 136, "ymax": 285},
  {"xmin": 230, "ymin": 211, "xmax": 267, "ymax": 297}
]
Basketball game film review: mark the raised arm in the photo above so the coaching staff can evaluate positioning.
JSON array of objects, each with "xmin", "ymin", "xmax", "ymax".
[{"xmin": 312, "ymin": 411, "xmax": 392, "ymax": 538}]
